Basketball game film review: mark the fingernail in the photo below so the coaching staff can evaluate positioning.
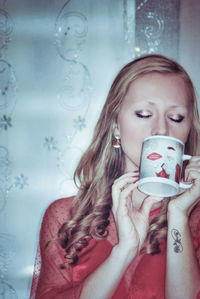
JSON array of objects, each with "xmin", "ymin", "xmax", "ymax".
[
  {"xmin": 133, "ymin": 179, "xmax": 139, "ymax": 183},
  {"xmin": 132, "ymin": 175, "xmax": 139, "ymax": 178},
  {"xmin": 133, "ymin": 170, "xmax": 139, "ymax": 173}
]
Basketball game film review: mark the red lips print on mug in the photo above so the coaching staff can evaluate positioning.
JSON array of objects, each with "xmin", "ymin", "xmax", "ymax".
[{"xmin": 138, "ymin": 136, "xmax": 192, "ymax": 197}]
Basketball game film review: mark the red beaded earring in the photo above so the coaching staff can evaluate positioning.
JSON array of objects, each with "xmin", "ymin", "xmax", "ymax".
[{"xmin": 113, "ymin": 135, "xmax": 121, "ymax": 148}]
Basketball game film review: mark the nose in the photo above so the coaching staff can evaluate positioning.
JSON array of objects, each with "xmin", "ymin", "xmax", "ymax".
[{"xmin": 151, "ymin": 116, "xmax": 169, "ymax": 136}]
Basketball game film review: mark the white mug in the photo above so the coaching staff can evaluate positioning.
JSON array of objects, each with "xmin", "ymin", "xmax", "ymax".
[{"xmin": 138, "ymin": 135, "xmax": 192, "ymax": 197}]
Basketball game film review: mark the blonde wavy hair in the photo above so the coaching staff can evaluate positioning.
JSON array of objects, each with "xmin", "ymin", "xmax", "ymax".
[{"xmin": 58, "ymin": 54, "xmax": 200, "ymax": 264}]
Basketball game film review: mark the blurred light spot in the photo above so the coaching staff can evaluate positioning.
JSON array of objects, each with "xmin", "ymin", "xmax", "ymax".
[
  {"xmin": 20, "ymin": 265, "xmax": 34, "ymax": 277},
  {"xmin": 134, "ymin": 46, "xmax": 141, "ymax": 52}
]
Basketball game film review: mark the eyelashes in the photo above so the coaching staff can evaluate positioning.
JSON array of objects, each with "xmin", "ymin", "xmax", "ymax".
[
  {"xmin": 135, "ymin": 112, "xmax": 152, "ymax": 118},
  {"xmin": 169, "ymin": 116, "xmax": 184, "ymax": 123},
  {"xmin": 135, "ymin": 111, "xmax": 185, "ymax": 123}
]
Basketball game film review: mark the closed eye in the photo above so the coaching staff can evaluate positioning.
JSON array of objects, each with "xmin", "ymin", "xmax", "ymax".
[
  {"xmin": 169, "ymin": 116, "xmax": 184, "ymax": 123},
  {"xmin": 135, "ymin": 112, "xmax": 152, "ymax": 118}
]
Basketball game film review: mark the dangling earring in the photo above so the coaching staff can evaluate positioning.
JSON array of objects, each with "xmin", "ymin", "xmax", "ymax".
[{"xmin": 113, "ymin": 135, "xmax": 121, "ymax": 148}]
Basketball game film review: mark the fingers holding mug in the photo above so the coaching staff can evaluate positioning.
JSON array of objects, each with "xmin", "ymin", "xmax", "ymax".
[
  {"xmin": 182, "ymin": 156, "xmax": 200, "ymax": 199},
  {"xmin": 184, "ymin": 156, "xmax": 200, "ymax": 183},
  {"xmin": 112, "ymin": 172, "xmax": 139, "ymax": 215}
]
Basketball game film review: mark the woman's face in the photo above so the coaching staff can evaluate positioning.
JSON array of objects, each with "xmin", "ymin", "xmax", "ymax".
[{"xmin": 115, "ymin": 72, "xmax": 192, "ymax": 171}]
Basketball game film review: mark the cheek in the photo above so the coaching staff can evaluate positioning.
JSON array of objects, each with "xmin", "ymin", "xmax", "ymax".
[
  {"xmin": 180, "ymin": 131, "xmax": 190, "ymax": 144},
  {"xmin": 120, "ymin": 126, "xmax": 146, "ymax": 162},
  {"xmin": 120, "ymin": 122, "xmax": 143, "ymax": 145},
  {"xmin": 174, "ymin": 121, "xmax": 192, "ymax": 144}
]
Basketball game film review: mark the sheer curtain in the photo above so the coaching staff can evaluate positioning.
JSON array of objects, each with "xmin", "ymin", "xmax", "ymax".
[{"xmin": 0, "ymin": 0, "xmax": 199, "ymax": 297}]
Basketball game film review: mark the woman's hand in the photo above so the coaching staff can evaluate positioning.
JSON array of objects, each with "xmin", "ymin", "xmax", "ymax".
[
  {"xmin": 168, "ymin": 156, "xmax": 200, "ymax": 216},
  {"xmin": 112, "ymin": 172, "xmax": 163, "ymax": 258}
]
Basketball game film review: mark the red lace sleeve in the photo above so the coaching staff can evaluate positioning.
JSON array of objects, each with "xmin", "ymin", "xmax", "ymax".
[
  {"xmin": 189, "ymin": 202, "xmax": 200, "ymax": 299},
  {"xmin": 190, "ymin": 202, "xmax": 200, "ymax": 266},
  {"xmin": 30, "ymin": 197, "xmax": 113, "ymax": 299},
  {"xmin": 32, "ymin": 197, "xmax": 80, "ymax": 299}
]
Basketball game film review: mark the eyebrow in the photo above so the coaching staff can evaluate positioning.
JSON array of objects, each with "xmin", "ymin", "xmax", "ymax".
[{"xmin": 145, "ymin": 101, "xmax": 187, "ymax": 110}]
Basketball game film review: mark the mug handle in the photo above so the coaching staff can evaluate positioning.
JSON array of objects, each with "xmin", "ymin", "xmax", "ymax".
[{"xmin": 179, "ymin": 154, "xmax": 192, "ymax": 189}]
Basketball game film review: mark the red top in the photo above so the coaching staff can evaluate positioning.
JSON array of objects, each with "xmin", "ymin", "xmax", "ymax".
[{"xmin": 30, "ymin": 197, "xmax": 200, "ymax": 299}]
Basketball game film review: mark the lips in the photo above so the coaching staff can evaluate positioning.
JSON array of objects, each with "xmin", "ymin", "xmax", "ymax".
[{"xmin": 147, "ymin": 152, "xmax": 162, "ymax": 161}]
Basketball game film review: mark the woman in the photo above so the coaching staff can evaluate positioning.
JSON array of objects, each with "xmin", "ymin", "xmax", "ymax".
[{"xmin": 31, "ymin": 54, "xmax": 200, "ymax": 299}]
